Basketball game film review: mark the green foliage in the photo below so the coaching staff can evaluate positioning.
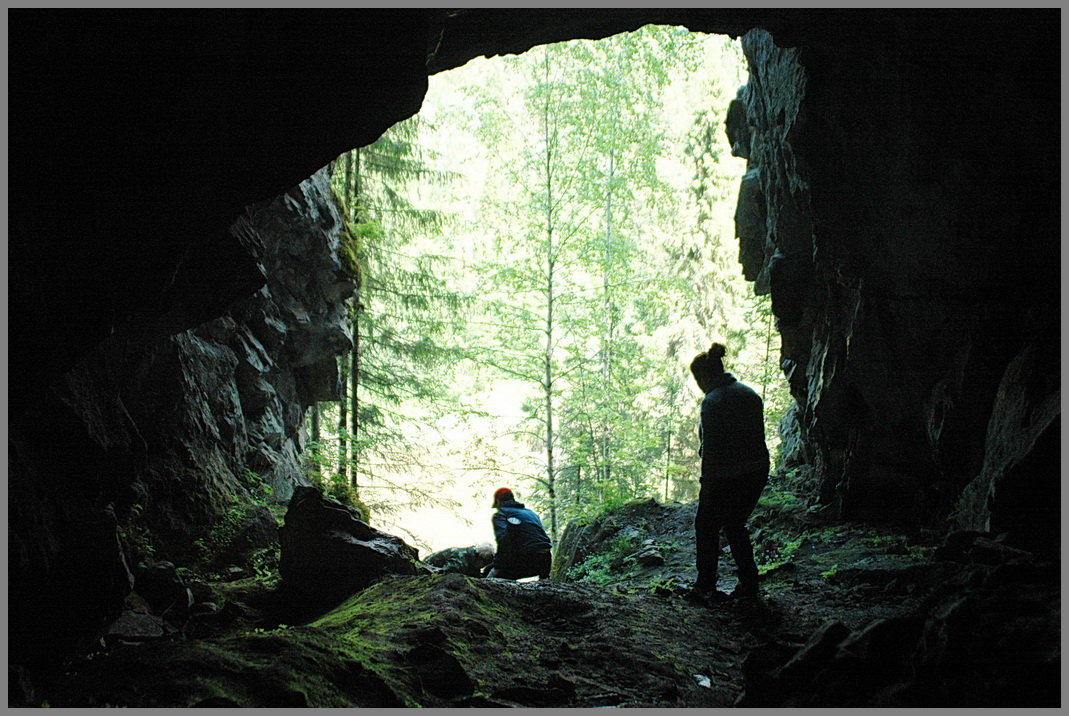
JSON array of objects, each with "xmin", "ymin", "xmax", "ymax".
[
  {"xmin": 756, "ymin": 533, "xmax": 806, "ymax": 575},
  {"xmin": 193, "ymin": 503, "xmax": 248, "ymax": 566},
  {"xmin": 118, "ymin": 501, "xmax": 157, "ymax": 567},
  {"xmin": 864, "ymin": 533, "xmax": 934, "ymax": 562},
  {"xmin": 319, "ymin": 114, "xmax": 469, "ymax": 526},
  {"xmin": 299, "ymin": 29, "xmax": 785, "ymax": 548},
  {"xmin": 249, "ymin": 545, "xmax": 281, "ymax": 587},
  {"xmin": 907, "ymin": 544, "xmax": 934, "ymax": 561},
  {"xmin": 187, "ymin": 469, "xmax": 280, "ymax": 578},
  {"xmin": 238, "ymin": 468, "xmax": 274, "ymax": 506},
  {"xmin": 303, "ymin": 441, "xmax": 370, "ymax": 520},
  {"xmin": 648, "ymin": 575, "xmax": 683, "ymax": 594},
  {"xmin": 565, "ymin": 532, "xmax": 642, "ymax": 585},
  {"xmin": 415, "ymin": 28, "xmax": 766, "ymax": 539},
  {"xmin": 336, "ymin": 221, "xmax": 368, "ymax": 282},
  {"xmin": 757, "ymin": 488, "xmax": 806, "ymax": 512},
  {"xmin": 752, "ymin": 487, "xmax": 810, "ymax": 574}
]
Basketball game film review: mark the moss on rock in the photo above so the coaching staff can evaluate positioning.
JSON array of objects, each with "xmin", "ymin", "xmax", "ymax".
[{"xmin": 51, "ymin": 628, "xmax": 404, "ymax": 707}]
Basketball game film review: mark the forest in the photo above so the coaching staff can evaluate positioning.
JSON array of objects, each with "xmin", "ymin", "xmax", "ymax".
[{"xmin": 307, "ymin": 28, "xmax": 790, "ymax": 550}]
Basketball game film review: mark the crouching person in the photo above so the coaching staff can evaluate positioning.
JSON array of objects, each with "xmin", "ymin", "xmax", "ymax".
[
  {"xmin": 487, "ymin": 487, "xmax": 552, "ymax": 580},
  {"xmin": 425, "ymin": 543, "xmax": 495, "ymax": 577}
]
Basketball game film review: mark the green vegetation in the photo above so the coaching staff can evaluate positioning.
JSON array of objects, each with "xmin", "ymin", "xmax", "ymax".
[
  {"xmin": 302, "ymin": 442, "xmax": 369, "ymax": 519},
  {"xmin": 311, "ymin": 575, "xmax": 543, "ymax": 706},
  {"xmin": 193, "ymin": 504, "xmax": 249, "ymax": 565},
  {"xmin": 300, "ymin": 27, "xmax": 793, "ymax": 547},
  {"xmin": 757, "ymin": 533, "xmax": 806, "ymax": 576},
  {"xmin": 52, "ymin": 627, "xmax": 410, "ymax": 707},
  {"xmin": 565, "ymin": 533, "xmax": 642, "ymax": 585},
  {"xmin": 238, "ymin": 468, "xmax": 274, "ymax": 505},
  {"xmin": 118, "ymin": 501, "xmax": 157, "ymax": 568},
  {"xmin": 181, "ymin": 470, "xmax": 283, "ymax": 581},
  {"xmin": 751, "ymin": 488, "xmax": 810, "ymax": 575}
]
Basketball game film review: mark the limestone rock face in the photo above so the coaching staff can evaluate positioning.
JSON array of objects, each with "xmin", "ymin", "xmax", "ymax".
[
  {"xmin": 730, "ymin": 26, "xmax": 1059, "ymax": 529},
  {"xmin": 952, "ymin": 339, "xmax": 1060, "ymax": 551},
  {"xmin": 279, "ymin": 487, "xmax": 427, "ymax": 605},
  {"xmin": 738, "ymin": 557, "xmax": 1059, "ymax": 707},
  {"xmin": 76, "ymin": 168, "xmax": 352, "ymax": 545},
  {"xmin": 9, "ymin": 169, "xmax": 354, "ymax": 665}
]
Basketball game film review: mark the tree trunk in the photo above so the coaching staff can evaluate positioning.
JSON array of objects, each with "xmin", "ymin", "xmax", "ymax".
[
  {"xmin": 575, "ymin": 464, "xmax": 582, "ymax": 505},
  {"xmin": 541, "ymin": 47, "xmax": 558, "ymax": 541},
  {"xmin": 600, "ymin": 143, "xmax": 616, "ymax": 491},
  {"xmin": 664, "ymin": 426, "xmax": 672, "ymax": 503},
  {"xmin": 310, "ymin": 403, "xmax": 321, "ymax": 478},
  {"xmin": 337, "ymin": 358, "xmax": 348, "ymax": 483},
  {"xmin": 346, "ymin": 150, "xmax": 357, "ymax": 222},
  {"xmin": 350, "ymin": 307, "xmax": 360, "ymax": 489}
]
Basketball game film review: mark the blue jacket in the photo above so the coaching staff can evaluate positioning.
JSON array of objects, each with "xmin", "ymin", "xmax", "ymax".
[
  {"xmin": 492, "ymin": 500, "xmax": 552, "ymax": 561},
  {"xmin": 699, "ymin": 373, "xmax": 769, "ymax": 481}
]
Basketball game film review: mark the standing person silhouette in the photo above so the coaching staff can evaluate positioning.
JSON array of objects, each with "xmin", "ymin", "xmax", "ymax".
[{"xmin": 688, "ymin": 342, "xmax": 769, "ymax": 600}]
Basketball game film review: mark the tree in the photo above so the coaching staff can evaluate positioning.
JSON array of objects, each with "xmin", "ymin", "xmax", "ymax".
[
  {"xmin": 321, "ymin": 116, "xmax": 466, "ymax": 517},
  {"xmin": 428, "ymin": 27, "xmax": 723, "ymax": 532},
  {"xmin": 338, "ymin": 28, "xmax": 785, "ymax": 547}
]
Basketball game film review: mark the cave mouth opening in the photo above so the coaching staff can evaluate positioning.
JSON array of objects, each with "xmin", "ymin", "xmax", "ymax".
[
  {"xmin": 304, "ymin": 26, "xmax": 790, "ymax": 553},
  {"xmin": 11, "ymin": 14, "xmax": 1061, "ymax": 701}
]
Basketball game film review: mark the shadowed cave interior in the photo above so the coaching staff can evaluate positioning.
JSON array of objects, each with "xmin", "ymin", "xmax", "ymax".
[{"xmin": 8, "ymin": 9, "xmax": 1060, "ymax": 708}]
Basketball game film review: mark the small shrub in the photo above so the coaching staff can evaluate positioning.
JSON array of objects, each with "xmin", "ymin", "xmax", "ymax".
[
  {"xmin": 907, "ymin": 544, "xmax": 933, "ymax": 561},
  {"xmin": 239, "ymin": 468, "xmax": 274, "ymax": 506},
  {"xmin": 756, "ymin": 533, "xmax": 806, "ymax": 575},
  {"xmin": 305, "ymin": 467, "xmax": 369, "ymax": 521},
  {"xmin": 193, "ymin": 502, "xmax": 251, "ymax": 571},
  {"xmin": 566, "ymin": 533, "xmax": 641, "ymax": 585},
  {"xmin": 118, "ymin": 502, "xmax": 157, "ymax": 566},
  {"xmin": 249, "ymin": 543, "xmax": 281, "ymax": 587},
  {"xmin": 756, "ymin": 488, "xmax": 806, "ymax": 513}
]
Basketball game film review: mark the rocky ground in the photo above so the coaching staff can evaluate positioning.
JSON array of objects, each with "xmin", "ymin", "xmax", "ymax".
[{"xmin": 29, "ymin": 493, "xmax": 1060, "ymax": 708}]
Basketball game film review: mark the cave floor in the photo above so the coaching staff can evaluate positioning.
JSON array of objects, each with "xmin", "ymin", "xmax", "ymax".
[{"xmin": 44, "ymin": 518, "xmax": 941, "ymax": 708}]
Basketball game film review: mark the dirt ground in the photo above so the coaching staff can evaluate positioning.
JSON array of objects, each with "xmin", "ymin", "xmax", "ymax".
[{"xmin": 45, "ymin": 497, "xmax": 978, "ymax": 708}]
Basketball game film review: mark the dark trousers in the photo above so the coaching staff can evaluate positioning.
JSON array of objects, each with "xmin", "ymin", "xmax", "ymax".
[
  {"xmin": 489, "ymin": 550, "xmax": 552, "ymax": 580},
  {"xmin": 694, "ymin": 470, "xmax": 767, "ymax": 591}
]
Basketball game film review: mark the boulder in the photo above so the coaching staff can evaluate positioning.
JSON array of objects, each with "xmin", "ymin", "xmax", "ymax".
[
  {"xmin": 134, "ymin": 561, "xmax": 192, "ymax": 615},
  {"xmin": 103, "ymin": 612, "xmax": 174, "ymax": 646},
  {"xmin": 632, "ymin": 546, "xmax": 665, "ymax": 567},
  {"xmin": 933, "ymin": 530, "xmax": 1032, "ymax": 566},
  {"xmin": 279, "ymin": 487, "xmax": 427, "ymax": 604},
  {"xmin": 737, "ymin": 559, "xmax": 1058, "ymax": 707},
  {"xmin": 403, "ymin": 643, "xmax": 475, "ymax": 699},
  {"xmin": 953, "ymin": 339, "xmax": 1060, "ymax": 553},
  {"xmin": 184, "ymin": 601, "xmax": 248, "ymax": 639}
]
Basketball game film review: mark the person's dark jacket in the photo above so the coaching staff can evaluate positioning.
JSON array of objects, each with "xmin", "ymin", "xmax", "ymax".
[
  {"xmin": 492, "ymin": 500, "xmax": 552, "ymax": 563},
  {"xmin": 699, "ymin": 372, "xmax": 769, "ymax": 482}
]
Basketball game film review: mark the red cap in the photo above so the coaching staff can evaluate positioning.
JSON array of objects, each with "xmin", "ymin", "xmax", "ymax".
[{"xmin": 492, "ymin": 487, "xmax": 514, "ymax": 506}]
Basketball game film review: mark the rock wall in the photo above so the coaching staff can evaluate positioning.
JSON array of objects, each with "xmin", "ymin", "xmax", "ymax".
[
  {"xmin": 9, "ymin": 169, "xmax": 354, "ymax": 665},
  {"xmin": 728, "ymin": 25, "xmax": 1060, "ymax": 532}
]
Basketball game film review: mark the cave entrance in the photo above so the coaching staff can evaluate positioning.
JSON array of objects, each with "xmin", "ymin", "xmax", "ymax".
[{"xmin": 307, "ymin": 26, "xmax": 789, "ymax": 553}]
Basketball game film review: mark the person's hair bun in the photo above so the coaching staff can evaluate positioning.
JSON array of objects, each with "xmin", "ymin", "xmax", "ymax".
[{"xmin": 708, "ymin": 343, "xmax": 726, "ymax": 359}]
